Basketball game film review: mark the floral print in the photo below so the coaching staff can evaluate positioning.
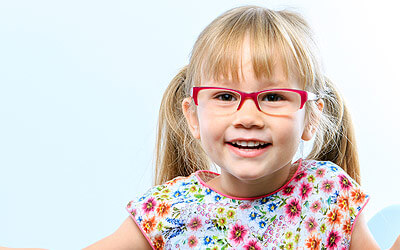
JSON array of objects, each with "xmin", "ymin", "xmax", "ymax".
[{"xmin": 126, "ymin": 160, "xmax": 369, "ymax": 249}]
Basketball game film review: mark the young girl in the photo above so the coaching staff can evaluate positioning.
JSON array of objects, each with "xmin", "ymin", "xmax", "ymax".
[{"xmin": 84, "ymin": 5, "xmax": 399, "ymax": 250}]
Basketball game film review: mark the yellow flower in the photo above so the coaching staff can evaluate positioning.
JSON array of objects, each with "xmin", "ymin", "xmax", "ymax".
[
  {"xmin": 294, "ymin": 234, "xmax": 300, "ymax": 243},
  {"xmin": 320, "ymin": 223, "xmax": 326, "ymax": 233},
  {"xmin": 217, "ymin": 207, "xmax": 225, "ymax": 214},
  {"xmin": 218, "ymin": 217, "xmax": 227, "ymax": 227},
  {"xmin": 227, "ymin": 209, "xmax": 236, "ymax": 219},
  {"xmin": 157, "ymin": 222, "xmax": 163, "ymax": 231},
  {"xmin": 285, "ymin": 242, "xmax": 293, "ymax": 250},
  {"xmin": 285, "ymin": 231, "xmax": 293, "ymax": 239}
]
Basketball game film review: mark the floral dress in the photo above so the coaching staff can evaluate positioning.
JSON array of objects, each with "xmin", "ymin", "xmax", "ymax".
[{"xmin": 126, "ymin": 159, "xmax": 369, "ymax": 249}]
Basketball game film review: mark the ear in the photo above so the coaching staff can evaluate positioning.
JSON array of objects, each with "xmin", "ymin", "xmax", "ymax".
[
  {"xmin": 182, "ymin": 97, "xmax": 200, "ymax": 139},
  {"xmin": 301, "ymin": 99, "xmax": 324, "ymax": 141}
]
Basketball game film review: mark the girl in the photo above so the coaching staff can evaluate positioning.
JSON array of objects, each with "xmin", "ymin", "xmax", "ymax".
[{"xmin": 84, "ymin": 5, "xmax": 399, "ymax": 250}]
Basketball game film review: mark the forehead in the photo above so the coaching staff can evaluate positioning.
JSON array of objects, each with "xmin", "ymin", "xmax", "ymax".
[
  {"xmin": 201, "ymin": 38, "xmax": 301, "ymax": 90},
  {"xmin": 199, "ymin": 35, "xmax": 301, "ymax": 90}
]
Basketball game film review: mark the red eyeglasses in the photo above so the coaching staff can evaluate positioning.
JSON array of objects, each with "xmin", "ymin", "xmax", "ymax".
[{"xmin": 191, "ymin": 87, "xmax": 319, "ymax": 116}]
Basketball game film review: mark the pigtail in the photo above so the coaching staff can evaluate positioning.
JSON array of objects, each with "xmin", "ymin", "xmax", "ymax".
[
  {"xmin": 154, "ymin": 66, "xmax": 210, "ymax": 185},
  {"xmin": 307, "ymin": 77, "xmax": 361, "ymax": 184}
]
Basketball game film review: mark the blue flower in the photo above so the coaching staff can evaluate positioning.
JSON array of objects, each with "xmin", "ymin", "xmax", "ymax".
[
  {"xmin": 166, "ymin": 217, "xmax": 185, "ymax": 227},
  {"xmin": 330, "ymin": 165, "xmax": 338, "ymax": 172},
  {"xmin": 330, "ymin": 191, "xmax": 340, "ymax": 204},
  {"xmin": 249, "ymin": 211, "xmax": 258, "ymax": 220},
  {"xmin": 268, "ymin": 202, "xmax": 277, "ymax": 212},
  {"xmin": 138, "ymin": 196, "xmax": 146, "ymax": 202},
  {"xmin": 205, "ymin": 188, "xmax": 212, "ymax": 195},
  {"xmin": 215, "ymin": 195, "xmax": 222, "ymax": 202},
  {"xmin": 173, "ymin": 191, "xmax": 182, "ymax": 197},
  {"xmin": 203, "ymin": 236, "xmax": 213, "ymax": 245},
  {"xmin": 260, "ymin": 197, "xmax": 271, "ymax": 204},
  {"xmin": 259, "ymin": 221, "xmax": 267, "ymax": 228}
]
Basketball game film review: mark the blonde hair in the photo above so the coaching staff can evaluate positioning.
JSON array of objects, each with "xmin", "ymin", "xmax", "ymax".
[{"xmin": 154, "ymin": 5, "xmax": 360, "ymax": 185}]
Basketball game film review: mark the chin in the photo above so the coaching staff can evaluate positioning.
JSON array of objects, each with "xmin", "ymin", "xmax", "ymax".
[{"xmin": 228, "ymin": 164, "xmax": 273, "ymax": 182}]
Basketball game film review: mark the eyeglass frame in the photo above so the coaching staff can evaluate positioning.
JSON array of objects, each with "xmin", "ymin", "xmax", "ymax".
[{"xmin": 190, "ymin": 86, "xmax": 319, "ymax": 114}]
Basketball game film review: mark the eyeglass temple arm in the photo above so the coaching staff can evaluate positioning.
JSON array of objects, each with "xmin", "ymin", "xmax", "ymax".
[{"xmin": 307, "ymin": 91, "xmax": 320, "ymax": 101}]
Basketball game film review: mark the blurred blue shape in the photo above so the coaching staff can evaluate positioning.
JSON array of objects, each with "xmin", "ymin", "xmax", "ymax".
[{"xmin": 368, "ymin": 204, "xmax": 400, "ymax": 249}]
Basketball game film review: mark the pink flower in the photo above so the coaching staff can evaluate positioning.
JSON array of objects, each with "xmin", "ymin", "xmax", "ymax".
[
  {"xmin": 321, "ymin": 180, "xmax": 335, "ymax": 193},
  {"xmin": 310, "ymin": 200, "xmax": 321, "ymax": 213},
  {"xmin": 326, "ymin": 230, "xmax": 342, "ymax": 249},
  {"xmin": 187, "ymin": 235, "xmax": 198, "ymax": 248},
  {"xmin": 142, "ymin": 197, "xmax": 157, "ymax": 214},
  {"xmin": 284, "ymin": 198, "xmax": 301, "ymax": 220},
  {"xmin": 304, "ymin": 217, "xmax": 318, "ymax": 233},
  {"xmin": 294, "ymin": 171, "xmax": 307, "ymax": 182},
  {"xmin": 299, "ymin": 182, "xmax": 312, "ymax": 199},
  {"xmin": 228, "ymin": 221, "xmax": 248, "ymax": 245},
  {"xmin": 188, "ymin": 216, "xmax": 202, "ymax": 231},
  {"xmin": 338, "ymin": 174, "xmax": 353, "ymax": 191},
  {"xmin": 239, "ymin": 203, "xmax": 252, "ymax": 210},
  {"xmin": 282, "ymin": 185, "xmax": 295, "ymax": 196},
  {"xmin": 316, "ymin": 168, "xmax": 326, "ymax": 178},
  {"xmin": 244, "ymin": 239, "xmax": 262, "ymax": 250}
]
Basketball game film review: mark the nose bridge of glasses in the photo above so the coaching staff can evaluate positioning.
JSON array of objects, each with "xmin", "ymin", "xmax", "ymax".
[{"xmin": 237, "ymin": 92, "xmax": 261, "ymax": 111}]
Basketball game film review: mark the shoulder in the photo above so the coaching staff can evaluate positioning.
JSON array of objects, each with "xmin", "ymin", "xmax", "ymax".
[
  {"xmin": 124, "ymin": 173, "xmax": 201, "ymax": 249},
  {"xmin": 301, "ymin": 160, "xmax": 359, "ymax": 186},
  {"xmin": 300, "ymin": 159, "xmax": 368, "ymax": 204},
  {"xmin": 128, "ymin": 173, "xmax": 197, "ymax": 206}
]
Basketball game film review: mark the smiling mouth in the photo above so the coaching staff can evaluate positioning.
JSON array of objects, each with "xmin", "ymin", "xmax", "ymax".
[{"xmin": 227, "ymin": 142, "xmax": 272, "ymax": 150}]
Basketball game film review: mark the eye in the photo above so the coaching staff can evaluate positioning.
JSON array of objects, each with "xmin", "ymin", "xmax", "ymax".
[
  {"xmin": 214, "ymin": 92, "xmax": 237, "ymax": 102},
  {"xmin": 263, "ymin": 93, "xmax": 285, "ymax": 102}
]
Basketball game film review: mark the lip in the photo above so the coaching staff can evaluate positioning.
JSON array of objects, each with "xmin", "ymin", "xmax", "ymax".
[
  {"xmin": 227, "ymin": 138, "xmax": 270, "ymax": 143},
  {"xmin": 226, "ymin": 142, "xmax": 271, "ymax": 158}
]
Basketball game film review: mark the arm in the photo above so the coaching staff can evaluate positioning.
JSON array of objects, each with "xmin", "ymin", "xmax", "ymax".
[
  {"xmin": 84, "ymin": 216, "xmax": 152, "ymax": 250},
  {"xmin": 350, "ymin": 212, "xmax": 400, "ymax": 250},
  {"xmin": 349, "ymin": 212, "xmax": 380, "ymax": 250},
  {"xmin": 390, "ymin": 235, "xmax": 400, "ymax": 250},
  {"xmin": 0, "ymin": 217, "xmax": 152, "ymax": 250}
]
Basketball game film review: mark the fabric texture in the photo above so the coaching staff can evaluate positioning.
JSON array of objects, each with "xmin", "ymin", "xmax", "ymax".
[{"xmin": 126, "ymin": 159, "xmax": 369, "ymax": 249}]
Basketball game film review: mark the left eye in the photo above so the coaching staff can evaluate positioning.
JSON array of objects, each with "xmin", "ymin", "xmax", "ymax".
[{"xmin": 262, "ymin": 93, "xmax": 285, "ymax": 102}]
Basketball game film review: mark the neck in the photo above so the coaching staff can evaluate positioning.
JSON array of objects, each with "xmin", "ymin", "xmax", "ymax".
[{"xmin": 207, "ymin": 161, "xmax": 299, "ymax": 198}]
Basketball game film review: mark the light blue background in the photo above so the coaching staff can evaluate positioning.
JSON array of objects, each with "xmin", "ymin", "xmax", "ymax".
[{"xmin": 1, "ymin": 0, "xmax": 399, "ymax": 249}]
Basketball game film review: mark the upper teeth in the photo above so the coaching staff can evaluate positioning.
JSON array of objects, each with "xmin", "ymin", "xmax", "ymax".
[{"xmin": 232, "ymin": 141, "xmax": 267, "ymax": 147}]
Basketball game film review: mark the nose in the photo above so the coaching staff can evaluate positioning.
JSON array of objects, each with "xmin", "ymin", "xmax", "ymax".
[{"xmin": 232, "ymin": 98, "xmax": 265, "ymax": 129}]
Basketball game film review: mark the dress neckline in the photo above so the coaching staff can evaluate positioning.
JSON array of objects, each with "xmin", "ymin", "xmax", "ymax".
[{"xmin": 194, "ymin": 159, "xmax": 303, "ymax": 200}]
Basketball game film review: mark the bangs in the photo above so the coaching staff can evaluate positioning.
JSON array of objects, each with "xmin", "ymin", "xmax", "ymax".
[{"xmin": 188, "ymin": 6, "xmax": 316, "ymax": 89}]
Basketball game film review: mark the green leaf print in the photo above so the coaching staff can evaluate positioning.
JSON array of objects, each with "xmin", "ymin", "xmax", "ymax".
[
  {"xmin": 194, "ymin": 194, "xmax": 205, "ymax": 199},
  {"xmin": 171, "ymin": 207, "xmax": 181, "ymax": 218}
]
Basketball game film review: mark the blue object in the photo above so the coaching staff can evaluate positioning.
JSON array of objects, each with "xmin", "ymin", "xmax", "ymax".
[{"xmin": 368, "ymin": 204, "xmax": 400, "ymax": 249}]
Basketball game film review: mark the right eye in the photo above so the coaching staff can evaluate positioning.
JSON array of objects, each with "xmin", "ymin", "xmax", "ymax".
[{"xmin": 214, "ymin": 92, "xmax": 237, "ymax": 102}]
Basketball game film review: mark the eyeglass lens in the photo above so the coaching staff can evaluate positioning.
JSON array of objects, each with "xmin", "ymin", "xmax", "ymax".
[{"xmin": 196, "ymin": 89, "xmax": 302, "ymax": 115}]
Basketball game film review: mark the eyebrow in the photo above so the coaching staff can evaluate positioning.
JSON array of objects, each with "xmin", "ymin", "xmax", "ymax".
[{"xmin": 215, "ymin": 79, "xmax": 288, "ymax": 88}]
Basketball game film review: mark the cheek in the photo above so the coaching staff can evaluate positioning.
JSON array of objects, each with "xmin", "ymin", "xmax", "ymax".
[
  {"xmin": 197, "ymin": 110, "xmax": 225, "ymax": 145},
  {"xmin": 272, "ymin": 112, "xmax": 306, "ymax": 145}
]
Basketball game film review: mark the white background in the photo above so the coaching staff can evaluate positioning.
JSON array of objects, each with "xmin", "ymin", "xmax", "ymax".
[{"xmin": 1, "ymin": 0, "xmax": 399, "ymax": 249}]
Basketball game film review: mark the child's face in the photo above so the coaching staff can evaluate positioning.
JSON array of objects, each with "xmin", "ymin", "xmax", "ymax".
[{"xmin": 183, "ymin": 40, "xmax": 316, "ymax": 191}]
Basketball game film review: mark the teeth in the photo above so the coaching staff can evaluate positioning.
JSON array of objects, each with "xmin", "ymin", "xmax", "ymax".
[{"xmin": 232, "ymin": 141, "xmax": 267, "ymax": 147}]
